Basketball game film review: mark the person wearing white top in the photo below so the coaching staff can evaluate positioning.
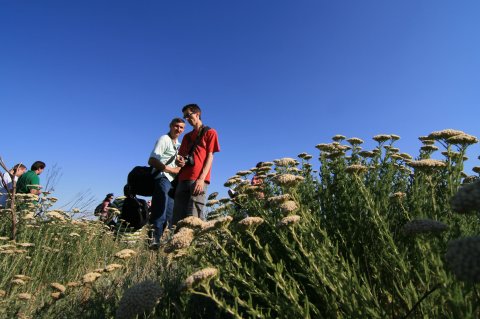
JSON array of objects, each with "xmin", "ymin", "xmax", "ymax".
[
  {"xmin": 147, "ymin": 118, "xmax": 185, "ymax": 248},
  {"xmin": 0, "ymin": 163, "xmax": 27, "ymax": 208}
]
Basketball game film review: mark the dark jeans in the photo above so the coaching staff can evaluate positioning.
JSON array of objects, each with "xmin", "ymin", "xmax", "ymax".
[
  {"xmin": 172, "ymin": 180, "xmax": 208, "ymax": 225},
  {"xmin": 149, "ymin": 175, "xmax": 173, "ymax": 242}
]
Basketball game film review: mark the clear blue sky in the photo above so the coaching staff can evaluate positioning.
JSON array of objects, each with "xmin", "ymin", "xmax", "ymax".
[{"xmin": 1, "ymin": 1, "xmax": 479, "ymax": 210}]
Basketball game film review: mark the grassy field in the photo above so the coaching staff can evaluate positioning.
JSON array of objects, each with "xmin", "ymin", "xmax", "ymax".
[{"xmin": 1, "ymin": 129, "xmax": 479, "ymax": 318}]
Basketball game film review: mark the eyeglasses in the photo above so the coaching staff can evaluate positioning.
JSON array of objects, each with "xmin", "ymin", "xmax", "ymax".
[{"xmin": 183, "ymin": 112, "xmax": 196, "ymax": 119}]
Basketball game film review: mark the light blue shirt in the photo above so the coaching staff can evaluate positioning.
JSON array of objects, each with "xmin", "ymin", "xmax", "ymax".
[{"xmin": 149, "ymin": 134, "xmax": 180, "ymax": 182}]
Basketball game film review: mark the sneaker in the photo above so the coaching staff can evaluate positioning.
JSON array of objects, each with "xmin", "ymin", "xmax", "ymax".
[
  {"xmin": 228, "ymin": 189, "xmax": 237, "ymax": 198},
  {"xmin": 149, "ymin": 241, "xmax": 160, "ymax": 250}
]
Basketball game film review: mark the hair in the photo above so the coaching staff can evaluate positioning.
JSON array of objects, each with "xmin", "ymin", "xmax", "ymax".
[
  {"xmin": 182, "ymin": 104, "xmax": 202, "ymax": 119},
  {"xmin": 170, "ymin": 117, "xmax": 185, "ymax": 126},
  {"xmin": 123, "ymin": 184, "xmax": 132, "ymax": 197},
  {"xmin": 103, "ymin": 193, "xmax": 114, "ymax": 202},
  {"xmin": 12, "ymin": 163, "xmax": 27, "ymax": 173},
  {"xmin": 31, "ymin": 161, "xmax": 46, "ymax": 171}
]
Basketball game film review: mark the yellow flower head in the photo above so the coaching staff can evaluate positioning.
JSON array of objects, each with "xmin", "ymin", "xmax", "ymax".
[
  {"xmin": 14, "ymin": 275, "xmax": 32, "ymax": 281},
  {"xmin": 17, "ymin": 293, "xmax": 32, "ymax": 301},
  {"xmin": 346, "ymin": 137, "xmax": 364, "ymax": 145},
  {"xmin": 238, "ymin": 216, "xmax": 264, "ymax": 229},
  {"xmin": 116, "ymin": 280, "xmax": 163, "ymax": 319},
  {"xmin": 428, "ymin": 129, "xmax": 464, "ymax": 140},
  {"xmin": 345, "ymin": 164, "xmax": 368, "ymax": 174},
  {"xmin": 446, "ymin": 134, "xmax": 478, "ymax": 146},
  {"xmin": 182, "ymin": 267, "xmax": 218, "ymax": 290},
  {"xmin": 332, "ymin": 134, "xmax": 346, "ymax": 141},
  {"xmin": 105, "ymin": 263, "xmax": 123, "ymax": 272},
  {"xmin": 372, "ymin": 134, "xmax": 391, "ymax": 143},
  {"xmin": 82, "ymin": 272, "xmax": 102, "ymax": 284},
  {"xmin": 50, "ymin": 283, "xmax": 66, "ymax": 293},
  {"xmin": 115, "ymin": 249, "xmax": 137, "ymax": 259},
  {"xmin": 274, "ymin": 158, "xmax": 298, "ymax": 167},
  {"xmin": 408, "ymin": 159, "xmax": 446, "ymax": 171},
  {"xmin": 164, "ymin": 228, "xmax": 195, "ymax": 253},
  {"xmin": 176, "ymin": 216, "xmax": 206, "ymax": 231},
  {"xmin": 445, "ymin": 236, "xmax": 480, "ymax": 283},
  {"xmin": 273, "ymin": 174, "xmax": 304, "ymax": 187},
  {"xmin": 267, "ymin": 194, "xmax": 292, "ymax": 205},
  {"xmin": 11, "ymin": 279, "xmax": 26, "ymax": 286},
  {"xmin": 402, "ymin": 219, "xmax": 448, "ymax": 236},
  {"xmin": 279, "ymin": 201, "xmax": 298, "ymax": 213},
  {"xmin": 277, "ymin": 215, "xmax": 301, "ymax": 227},
  {"xmin": 420, "ymin": 145, "xmax": 439, "ymax": 152}
]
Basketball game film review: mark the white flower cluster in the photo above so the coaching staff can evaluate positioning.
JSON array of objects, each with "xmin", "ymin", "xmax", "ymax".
[
  {"xmin": 176, "ymin": 216, "xmax": 205, "ymax": 231},
  {"xmin": 407, "ymin": 159, "xmax": 446, "ymax": 170},
  {"xmin": 277, "ymin": 215, "xmax": 301, "ymax": 227},
  {"xmin": 451, "ymin": 181, "xmax": 480, "ymax": 214},
  {"xmin": 164, "ymin": 227, "xmax": 195, "ymax": 253},
  {"xmin": 115, "ymin": 249, "xmax": 137, "ymax": 260},
  {"xmin": 116, "ymin": 280, "xmax": 162, "ymax": 319},
  {"xmin": 446, "ymin": 134, "xmax": 478, "ymax": 146},
  {"xmin": 345, "ymin": 164, "xmax": 368, "ymax": 174},
  {"xmin": 182, "ymin": 267, "xmax": 218, "ymax": 290},
  {"xmin": 401, "ymin": 219, "xmax": 448, "ymax": 236},
  {"xmin": 445, "ymin": 236, "xmax": 480, "ymax": 283},
  {"xmin": 428, "ymin": 129, "xmax": 465, "ymax": 140},
  {"xmin": 273, "ymin": 174, "xmax": 304, "ymax": 187},
  {"xmin": 238, "ymin": 216, "xmax": 264, "ymax": 229},
  {"xmin": 274, "ymin": 158, "xmax": 298, "ymax": 167}
]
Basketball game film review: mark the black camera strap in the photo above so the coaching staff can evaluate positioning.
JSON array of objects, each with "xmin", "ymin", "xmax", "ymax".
[{"xmin": 187, "ymin": 125, "xmax": 210, "ymax": 157}]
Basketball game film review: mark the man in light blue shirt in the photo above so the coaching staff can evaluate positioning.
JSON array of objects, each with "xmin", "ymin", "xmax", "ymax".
[{"xmin": 148, "ymin": 118, "xmax": 185, "ymax": 248}]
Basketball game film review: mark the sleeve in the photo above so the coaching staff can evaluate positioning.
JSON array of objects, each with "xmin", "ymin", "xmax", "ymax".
[
  {"xmin": 205, "ymin": 129, "xmax": 220, "ymax": 153},
  {"xmin": 149, "ymin": 136, "xmax": 168, "ymax": 162}
]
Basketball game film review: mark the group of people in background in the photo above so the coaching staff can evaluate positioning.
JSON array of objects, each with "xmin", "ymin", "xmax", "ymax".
[
  {"xmin": 94, "ymin": 103, "xmax": 220, "ymax": 249},
  {"xmin": 0, "ymin": 161, "xmax": 46, "ymax": 208},
  {"xmin": 2, "ymin": 104, "xmax": 220, "ymax": 253}
]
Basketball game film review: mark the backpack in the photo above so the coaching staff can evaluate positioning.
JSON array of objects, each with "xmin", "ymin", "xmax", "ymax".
[
  {"xmin": 94, "ymin": 202, "xmax": 109, "ymax": 216},
  {"xmin": 119, "ymin": 196, "xmax": 149, "ymax": 230},
  {"xmin": 127, "ymin": 166, "xmax": 159, "ymax": 196}
]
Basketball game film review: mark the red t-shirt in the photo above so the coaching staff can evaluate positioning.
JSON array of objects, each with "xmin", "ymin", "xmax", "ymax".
[{"xmin": 178, "ymin": 127, "xmax": 220, "ymax": 183}]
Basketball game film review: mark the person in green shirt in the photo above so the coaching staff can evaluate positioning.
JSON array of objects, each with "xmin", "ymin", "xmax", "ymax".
[{"xmin": 16, "ymin": 161, "xmax": 46, "ymax": 195}]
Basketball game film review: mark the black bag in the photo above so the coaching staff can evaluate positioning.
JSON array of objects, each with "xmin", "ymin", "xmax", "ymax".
[
  {"xmin": 119, "ymin": 196, "xmax": 149, "ymax": 230},
  {"xmin": 127, "ymin": 166, "xmax": 160, "ymax": 197},
  {"xmin": 93, "ymin": 203, "xmax": 104, "ymax": 216},
  {"xmin": 167, "ymin": 176, "xmax": 178, "ymax": 198}
]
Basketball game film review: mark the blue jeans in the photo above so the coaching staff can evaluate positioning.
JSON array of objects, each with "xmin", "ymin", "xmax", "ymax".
[{"xmin": 149, "ymin": 175, "xmax": 173, "ymax": 242}]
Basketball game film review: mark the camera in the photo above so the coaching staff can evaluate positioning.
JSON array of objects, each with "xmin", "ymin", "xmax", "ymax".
[{"xmin": 184, "ymin": 155, "xmax": 195, "ymax": 166}]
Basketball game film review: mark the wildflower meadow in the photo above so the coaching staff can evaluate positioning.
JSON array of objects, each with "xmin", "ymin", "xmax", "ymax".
[{"xmin": 1, "ymin": 128, "xmax": 480, "ymax": 318}]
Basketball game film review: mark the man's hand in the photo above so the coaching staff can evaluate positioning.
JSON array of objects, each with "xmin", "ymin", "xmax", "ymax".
[
  {"xmin": 176, "ymin": 155, "xmax": 186, "ymax": 167},
  {"xmin": 193, "ymin": 179, "xmax": 205, "ymax": 196}
]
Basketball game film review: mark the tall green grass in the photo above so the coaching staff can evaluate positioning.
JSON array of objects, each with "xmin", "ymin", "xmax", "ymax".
[{"xmin": 1, "ymin": 129, "xmax": 479, "ymax": 318}]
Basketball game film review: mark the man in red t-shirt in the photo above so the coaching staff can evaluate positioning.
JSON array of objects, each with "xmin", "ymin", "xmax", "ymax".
[{"xmin": 172, "ymin": 104, "xmax": 220, "ymax": 224}]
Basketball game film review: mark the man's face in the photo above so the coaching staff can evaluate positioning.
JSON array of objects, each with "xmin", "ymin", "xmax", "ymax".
[
  {"xmin": 37, "ymin": 168, "xmax": 44, "ymax": 175},
  {"xmin": 170, "ymin": 121, "xmax": 185, "ymax": 139},
  {"xmin": 183, "ymin": 109, "xmax": 200, "ymax": 126},
  {"xmin": 15, "ymin": 167, "xmax": 27, "ymax": 177}
]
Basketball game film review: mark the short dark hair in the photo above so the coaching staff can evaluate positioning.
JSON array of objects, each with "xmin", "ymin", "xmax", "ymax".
[
  {"xmin": 31, "ymin": 161, "xmax": 46, "ymax": 171},
  {"xmin": 170, "ymin": 117, "xmax": 185, "ymax": 126},
  {"xmin": 182, "ymin": 104, "xmax": 202, "ymax": 119}
]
